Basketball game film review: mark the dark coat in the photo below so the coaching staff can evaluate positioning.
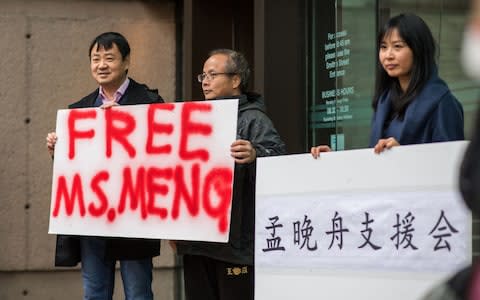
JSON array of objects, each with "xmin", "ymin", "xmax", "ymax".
[
  {"xmin": 460, "ymin": 107, "xmax": 480, "ymax": 217},
  {"xmin": 176, "ymin": 93, "xmax": 287, "ymax": 265},
  {"xmin": 421, "ymin": 265, "xmax": 471, "ymax": 300},
  {"xmin": 55, "ymin": 78, "xmax": 164, "ymax": 267},
  {"xmin": 369, "ymin": 73, "xmax": 464, "ymax": 147}
]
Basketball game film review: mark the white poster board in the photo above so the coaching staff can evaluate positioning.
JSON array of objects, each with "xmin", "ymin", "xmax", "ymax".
[
  {"xmin": 255, "ymin": 141, "xmax": 471, "ymax": 300},
  {"xmin": 49, "ymin": 100, "xmax": 238, "ymax": 242}
]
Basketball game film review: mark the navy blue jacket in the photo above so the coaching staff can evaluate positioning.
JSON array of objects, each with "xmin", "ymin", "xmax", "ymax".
[{"xmin": 369, "ymin": 74, "xmax": 464, "ymax": 147}]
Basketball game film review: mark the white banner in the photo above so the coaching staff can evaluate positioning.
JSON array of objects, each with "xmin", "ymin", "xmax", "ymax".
[
  {"xmin": 255, "ymin": 141, "xmax": 471, "ymax": 300},
  {"xmin": 257, "ymin": 190, "xmax": 468, "ymax": 272},
  {"xmin": 49, "ymin": 100, "xmax": 238, "ymax": 242}
]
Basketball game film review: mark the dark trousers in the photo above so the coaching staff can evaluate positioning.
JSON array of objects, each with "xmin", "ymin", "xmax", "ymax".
[{"xmin": 183, "ymin": 254, "xmax": 254, "ymax": 300}]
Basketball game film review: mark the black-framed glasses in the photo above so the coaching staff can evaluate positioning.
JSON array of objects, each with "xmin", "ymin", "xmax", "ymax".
[{"xmin": 197, "ymin": 72, "xmax": 236, "ymax": 83}]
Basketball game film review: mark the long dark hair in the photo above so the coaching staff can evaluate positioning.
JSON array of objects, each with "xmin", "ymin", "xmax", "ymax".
[{"xmin": 372, "ymin": 13, "xmax": 437, "ymax": 118}]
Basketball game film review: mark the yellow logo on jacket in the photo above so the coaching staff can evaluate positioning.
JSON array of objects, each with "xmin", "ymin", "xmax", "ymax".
[{"xmin": 226, "ymin": 266, "xmax": 248, "ymax": 276}]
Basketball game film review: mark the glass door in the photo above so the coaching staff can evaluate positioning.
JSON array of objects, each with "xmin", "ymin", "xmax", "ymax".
[{"xmin": 307, "ymin": 0, "xmax": 377, "ymax": 150}]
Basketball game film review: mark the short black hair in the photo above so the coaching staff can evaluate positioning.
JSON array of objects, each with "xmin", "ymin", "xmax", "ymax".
[
  {"xmin": 209, "ymin": 49, "xmax": 251, "ymax": 93},
  {"xmin": 88, "ymin": 32, "xmax": 130, "ymax": 60},
  {"xmin": 373, "ymin": 13, "xmax": 437, "ymax": 118}
]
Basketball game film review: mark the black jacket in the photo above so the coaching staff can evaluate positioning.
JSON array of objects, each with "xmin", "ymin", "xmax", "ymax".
[
  {"xmin": 176, "ymin": 93, "xmax": 287, "ymax": 265},
  {"xmin": 421, "ymin": 265, "xmax": 472, "ymax": 300},
  {"xmin": 55, "ymin": 78, "xmax": 164, "ymax": 266},
  {"xmin": 460, "ymin": 107, "xmax": 480, "ymax": 218}
]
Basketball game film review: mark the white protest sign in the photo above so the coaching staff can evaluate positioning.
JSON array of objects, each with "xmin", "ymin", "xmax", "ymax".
[
  {"xmin": 49, "ymin": 100, "xmax": 238, "ymax": 242},
  {"xmin": 255, "ymin": 141, "xmax": 471, "ymax": 300}
]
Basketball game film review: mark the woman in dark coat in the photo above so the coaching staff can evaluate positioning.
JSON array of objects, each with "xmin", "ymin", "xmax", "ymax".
[
  {"xmin": 311, "ymin": 13, "xmax": 464, "ymax": 159},
  {"xmin": 369, "ymin": 13, "xmax": 464, "ymax": 152}
]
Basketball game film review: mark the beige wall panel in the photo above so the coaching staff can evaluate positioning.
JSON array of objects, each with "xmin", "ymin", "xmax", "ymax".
[
  {"xmin": 27, "ymin": 17, "xmax": 115, "ymax": 270},
  {"xmin": 0, "ymin": 16, "xmax": 29, "ymax": 270},
  {"xmin": 0, "ymin": 268, "xmax": 176, "ymax": 300},
  {"xmin": 0, "ymin": 0, "xmax": 174, "ymax": 20},
  {"xmin": 119, "ymin": 19, "xmax": 176, "ymax": 102},
  {"xmin": 154, "ymin": 240, "xmax": 176, "ymax": 268}
]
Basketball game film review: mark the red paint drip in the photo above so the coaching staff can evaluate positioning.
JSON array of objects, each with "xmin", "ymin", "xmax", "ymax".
[
  {"xmin": 179, "ymin": 102, "xmax": 213, "ymax": 161},
  {"xmin": 171, "ymin": 164, "xmax": 200, "ymax": 219},
  {"xmin": 147, "ymin": 167, "xmax": 173, "ymax": 219},
  {"xmin": 68, "ymin": 109, "xmax": 96, "ymax": 159},
  {"xmin": 53, "ymin": 174, "xmax": 86, "ymax": 217},
  {"xmin": 118, "ymin": 167, "xmax": 147, "ymax": 219},
  {"xmin": 146, "ymin": 103, "xmax": 174, "ymax": 155},
  {"xmin": 107, "ymin": 208, "xmax": 116, "ymax": 222},
  {"xmin": 88, "ymin": 171, "xmax": 109, "ymax": 217},
  {"xmin": 105, "ymin": 108, "xmax": 136, "ymax": 158},
  {"xmin": 202, "ymin": 168, "xmax": 233, "ymax": 233}
]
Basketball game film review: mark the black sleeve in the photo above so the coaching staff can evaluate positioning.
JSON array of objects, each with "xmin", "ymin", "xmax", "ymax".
[
  {"xmin": 239, "ymin": 110, "xmax": 287, "ymax": 157},
  {"xmin": 146, "ymin": 88, "xmax": 165, "ymax": 103}
]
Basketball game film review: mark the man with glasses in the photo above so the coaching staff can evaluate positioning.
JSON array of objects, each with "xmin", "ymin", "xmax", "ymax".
[{"xmin": 175, "ymin": 49, "xmax": 287, "ymax": 300}]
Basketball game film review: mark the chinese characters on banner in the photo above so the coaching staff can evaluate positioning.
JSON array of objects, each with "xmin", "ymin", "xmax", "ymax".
[
  {"xmin": 257, "ymin": 190, "xmax": 468, "ymax": 271},
  {"xmin": 255, "ymin": 142, "xmax": 471, "ymax": 300},
  {"xmin": 48, "ymin": 100, "xmax": 238, "ymax": 242}
]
